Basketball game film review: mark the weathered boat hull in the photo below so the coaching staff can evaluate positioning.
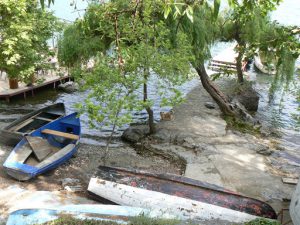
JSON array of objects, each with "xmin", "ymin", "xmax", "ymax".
[
  {"xmin": 254, "ymin": 56, "xmax": 276, "ymax": 75},
  {"xmin": 88, "ymin": 178, "xmax": 260, "ymax": 223},
  {"xmin": 91, "ymin": 166, "xmax": 277, "ymax": 219},
  {"xmin": 0, "ymin": 103, "xmax": 65, "ymax": 146},
  {"xmin": 6, "ymin": 205, "xmax": 157, "ymax": 225},
  {"xmin": 3, "ymin": 112, "xmax": 80, "ymax": 181}
]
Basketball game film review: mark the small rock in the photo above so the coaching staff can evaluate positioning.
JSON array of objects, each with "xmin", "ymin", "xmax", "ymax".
[
  {"xmin": 252, "ymin": 144, "xmax": 273, "ymax": 156},
  {"xmin": 257, "ymin": 148, "xmax": 273, "ymax": 156},
  {"xmin": 61, "ymin": 178, "xmax": 80, "ymax": 187},
  {"xmin": 151, "ymin": 129, "xmax": 172, "ymax": 142},
  {"xmin": 77, "ymin": 78, "xmax": 86, "ymax": 86},
  {"xmin": 231, "ymin": 98, "xmax": 259, "ymax": 125},
  {"xmin": 58, "ymin": 81, "xmax": 79, "ymax": 93},
  {"xmin": 60, "ymin": 178, "xmax": 83, "ymax": 192},
  {"xmin": 204, "ymin": 102, "xmax": 216, "ymax": 109},
  {"xmin": 64, "ymin": 185, "xmax": 83, "ymax": 192},
  {"xmin": 121, "ymin": 126, "xmax": 149, "ymax": 143},
  {"xmin": 235, "ymin": 85, "xmax": 260, "ymax": 112}
]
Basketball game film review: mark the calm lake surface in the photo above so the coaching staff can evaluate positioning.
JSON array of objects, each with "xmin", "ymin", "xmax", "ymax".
[{"xmin": 0, "ymin": 0, "xmax": 299, "ymax": 149}]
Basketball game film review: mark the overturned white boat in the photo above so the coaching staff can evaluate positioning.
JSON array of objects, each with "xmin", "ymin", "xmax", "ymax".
[
  {"xmin": 88, "ymin": 177, "xmax": 261, "ymax": 224},
  {"xmin": 254, "ymin": 55, "xmax": 276, "ymax": 75}
]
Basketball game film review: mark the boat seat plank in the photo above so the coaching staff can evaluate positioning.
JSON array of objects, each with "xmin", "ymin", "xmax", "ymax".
[
  {"xmin": 36, "ymin": 144, "xmax": 75, "ymax": 168},
  {"xmin": 9, "ymin": 119, "xmax": 34, "ymax": 132},
  {"xmin": 41, "ymin": 129, "xmax": 79, "ymax": 140},
  {"xmin": 211, "ymin": 59, "xmax": 236, "ymax": 65},
  {"xmin": 12, "ymin": 145, "xmax": 32, "ymax": 163},
  {"xmin": 282, "ymin": 178, "xmax": 299, "ymax": 185},
  {"xmin": 35, "ymin": 117, "xmax": 53, "ymax": 122},
  {"xmin": 26, "ymin": 136, "xmax": 52, "ymax": 162}
]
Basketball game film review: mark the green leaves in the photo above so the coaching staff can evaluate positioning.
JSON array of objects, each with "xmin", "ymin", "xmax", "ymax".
[
  {"xmin": 185, "ymin": 6, "xmax": 194, "ymax": 23},
  {"xmin": 40, "ymin": 0, "xmax": 54, "ymax": 9},
  {"xmin": 163, "ymin": 5, "xmax": 172, "ymax": 19},
  {"xmin": 60, "ymin": 0, "xmax": 195, "ymax": 132},
  {"xmin": 0, "ymin": 0, "xmax": 60, "ymax": 80},
  {"xmin": 213, "ymin": 0, "xmax": 221, "ymax": 19}
]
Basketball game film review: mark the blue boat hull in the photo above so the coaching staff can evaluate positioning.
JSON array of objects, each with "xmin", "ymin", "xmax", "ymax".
[
  {"xmin": 6, "ymin": 205, "xmax": 155, "ymax": 225},
  {"xmin": 3, "ymin": 113, "xmax": 81, "ymax": 181},
  {"xmin": 5, "ymin": 144, "xmax": 79, "ymax": 180}
]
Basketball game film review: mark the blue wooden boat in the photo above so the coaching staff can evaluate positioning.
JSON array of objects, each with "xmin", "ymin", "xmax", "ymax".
[
  {"xmin": 0, "ymin": 103, "xmax": 66, "ymax": 146},
  {"xmin": 3, "ymin": 112, "xmax": 81, "ymax": 181},
  {"xmin": 6, "ymin": 205, "xmax": 157, "ymax": 225}
]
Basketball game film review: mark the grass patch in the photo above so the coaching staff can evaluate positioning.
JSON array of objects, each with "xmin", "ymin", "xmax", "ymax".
[
  {"xmin": 244, "ymin": 218, "xmax": 281, "ymax": 225},
  {"xmin": 42, "ymin": 215, "xmax": 185, "ymax": 225},
  {"xmin": 42, "ymin": 215, "xmax": 119, "ymax": 225},
  {"xmin": 129, "ymin": 215, "xmax": 181, "ymax": 225},
  {"xmin": 224, "ymin": 116, "xmax": 261, "ymax": 136}
]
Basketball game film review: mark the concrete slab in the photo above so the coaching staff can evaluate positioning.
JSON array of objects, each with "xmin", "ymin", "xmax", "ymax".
[
  {"xmin": 212, "ymin": 145, "xmax": 294, "ymax": 201},
  {"xmin": 184, "ymin": 163, "xmax": 225, "ymax": 188}
]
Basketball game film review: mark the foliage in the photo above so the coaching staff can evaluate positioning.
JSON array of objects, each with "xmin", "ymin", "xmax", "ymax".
[
  {"xmin": 58, "ymin": 0, "xmax": 195, "ymax": 133},
  {"xmin": 260, "ymin": 24, "xmax": 300, "ymax": 91},
  {"xmin": 42, "ymin": 215, "xmax": 119, "ymax": 225},
  {"xmin": 173, "ymin": 2, "xmax": 220, "ymax": 64},
  {"xmin": 57, "ymin": 23, "xmax": 107, "ymax": 68},
  {"xmin": 40, "ymin": 0, "xmax": 54, "ymax": 9},
  {"xmin": 224, "ymin": 115, "xmax": 261, "ymax": 136},
  {"xmin": 129, "ymin": 215, "xmax": 181, "ymax": 225},
  {"xmin": 0, "ymin": 0, "xmax": 61, "ymax": 82},
  {"xmin": 219, "ymin": 0, "xmax": 299, "ymax": 84},
  {"xmin": 244, "ymin": 218, "xmax": 281, "ymax": 225}
]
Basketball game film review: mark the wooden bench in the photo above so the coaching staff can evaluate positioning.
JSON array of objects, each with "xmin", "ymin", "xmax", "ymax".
[
  {"xmin": 9, "ymin": 119, "xmax": 34, "ymax": 132},
  {"xmin": 41, "ymin": 129, "xmax": 79, "ymax": 140},
  {"xmin": 35, "ymin": 116, "xmax": 53, "ymax": 122}
]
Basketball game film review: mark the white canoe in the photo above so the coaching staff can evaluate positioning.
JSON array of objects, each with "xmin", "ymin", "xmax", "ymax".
[
  {"xmin": 254, "ymin": 55, "xmax": 276, "ymax": 75},
  {"xmin": 88, "ymin": 178, "xmax": 259, "ymax": 224}
]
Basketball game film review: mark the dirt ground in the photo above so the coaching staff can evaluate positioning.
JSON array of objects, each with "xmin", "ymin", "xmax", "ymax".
[
  {"xmin": 0, "ymin": 142, "xmax": 181, "ymax": 194},
  {"xmin": 0, "ymin": 140, "xmax": 182, "ymax": 224}
]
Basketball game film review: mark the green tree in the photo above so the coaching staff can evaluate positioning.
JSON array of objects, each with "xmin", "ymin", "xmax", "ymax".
[
  {"xmin": 58, "ymin": 1, "xmax": 194, "ymax": 134},
  {"xmin": 41, "ymin": 0, "xmax": 300, "ymax": 120},
  {"xmin": 220, "ymin": 0, "xmax": 299, "ymax": 84},
  {"xmin": 57, "ymin": 23, "xmax": 108, "ymax": 69},
  {"xmin": 0, "ymin": 0, "xmax": 60, "ymax": 83},
  {"xmin": 164, "ymin": 0, "xmax": 238, "ymax": 116}
]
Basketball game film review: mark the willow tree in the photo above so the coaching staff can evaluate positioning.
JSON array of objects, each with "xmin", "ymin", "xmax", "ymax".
[
  {"xmin": 57, "ymin": 0, "xmax": 244, "ymax": 123},
  {"xmin": 57, "ymin": 23, "xmax": 108, "ymax": 70},
  {"xmin": 258, "ymin": 24, "xmax": 299, "ymax": 86},
  {"xmin": 162, "ymin": 0, "xmax": 239, "ymax": 117},
  {"xmin": 58, "ymin": 1, "xmax": 194, "ymax": 134},
  {"xmin": 220, "ymin": 0, "xmax": 299, "ymax": 84}
]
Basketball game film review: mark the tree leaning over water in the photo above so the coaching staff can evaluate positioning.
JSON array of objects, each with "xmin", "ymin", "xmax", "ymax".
[
  {"xmin": 57, "ymin": 0, "xmax": 238, "ymax": 134},
  {"xmin": 48, "ymin": 0, "xmax": 298, "ymax": 129},
  {"xmin": 220, "ymin": 0, "xmax": 300, "ymax": 84},
  {"xmin": 56, "ymin": 0, "xmax": 299, "ymax": 132}
]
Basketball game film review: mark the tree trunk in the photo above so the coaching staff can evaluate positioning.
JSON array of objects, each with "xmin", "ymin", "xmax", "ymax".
[
  {"xmin": 144, "ymin": 82, "xmax": 156, "ymax": 134},
  {"xmin": 195, "ymin": 64, "xmax": 236, "ymax": 116},
  {"xmin": 9, "ymin": 78, "xmax": 19, "ymax": 89},
  {"xmin": 236, "ymin": 45, "xmax": 244, "ymax": 83}
]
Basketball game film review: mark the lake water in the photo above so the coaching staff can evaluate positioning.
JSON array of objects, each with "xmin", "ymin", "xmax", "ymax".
[{"xmin": 0, "ymin": 0, "xmax": 299, "ymax": 148}]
